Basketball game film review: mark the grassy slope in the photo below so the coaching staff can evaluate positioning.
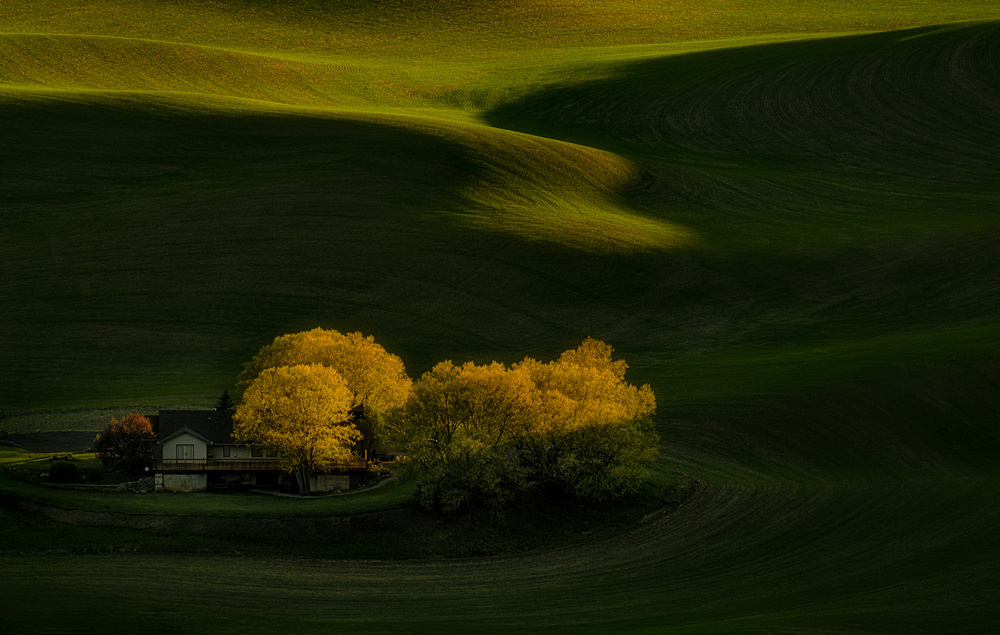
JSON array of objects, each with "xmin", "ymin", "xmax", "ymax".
[{"xmin": 2, "ymin": 0, "xmax": 1000, "ymax": 632}]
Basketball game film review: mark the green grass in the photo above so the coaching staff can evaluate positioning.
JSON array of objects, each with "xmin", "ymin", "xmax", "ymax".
[
  {"xmin": 3, "ymin": 478, "xmax": 999, "ymax": 633},
  {"xmin": 2, "ymin": 0, "xmax": 1000, "ymax": 632},
  {"xmin": 0, "ymin": 406, "xmax": 172, "ymax": 433},
  {"xmin": 0, "ymin": 446, "xmax": 416, "ymax": 518},
  {"xmin": 2, "ymin": 0, "xmax": 998, "ymax": 58},
  {"xmin": 0, "ymin": 447, "xmax": 103, "ymax": 470},
  {"xmin": 0, "ymin": 466, "xmax": 416, "ymax": 518}
]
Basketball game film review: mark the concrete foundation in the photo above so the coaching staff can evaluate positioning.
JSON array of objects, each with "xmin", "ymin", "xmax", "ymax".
[
  {"xmin": 311, "ymin": 474, "xmax": 350, "ymax": 492},
  {"xmin": 157, "ymin": 473, "xmax": 208, "ymax": 492}
]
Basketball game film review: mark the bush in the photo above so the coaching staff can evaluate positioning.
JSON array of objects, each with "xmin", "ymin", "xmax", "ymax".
[
  {"xmin": 547, "ymin": 417, "xmax": 660, "ymax": 501},
  {"xmin": 93, "ymin": 413, "xmax": 154, "ymax": 475},
  {"xmin": 49, "ymin": 460, "xmax": 78, "ymax": 483},
  {"xmin": 410, "ymin": 445, "xmax": 525, "ymax": 516}
]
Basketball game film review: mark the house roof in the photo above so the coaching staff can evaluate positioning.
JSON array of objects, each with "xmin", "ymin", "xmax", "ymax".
[
  {"xmin": 159, "ymin": 425, "xmax": 213, "ymax": 444},
  {"xmin": 156, "ymin": 410, "xmax": 236, "ymax": 445}
]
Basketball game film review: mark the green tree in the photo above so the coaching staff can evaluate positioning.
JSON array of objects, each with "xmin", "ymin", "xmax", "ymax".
[
  {"xmin": 544, "ymin": 416, "xmax": 659, "ymax": 501},
  {"xmin": 234, "ymin": 364, "xmax": 360, "ymax": 495},
  {"xmin": 93, "ymin": 413, "xmax": 155, "ymax": 475},
  {"xmin": 215, "ymin": 389, "xmax": 234, "ymax": 412},
  {"xmin": 49, "ymin": 460, "xmax": 79, "ymax": 484},
  {"xmin": 391, "ymin": 361, "xmax": 536, "ymax": 514}
]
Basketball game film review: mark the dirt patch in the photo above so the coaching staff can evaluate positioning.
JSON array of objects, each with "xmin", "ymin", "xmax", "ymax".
[{"xmin": 3, "ymin": 431, "xmax": 96, "ymax": 453}]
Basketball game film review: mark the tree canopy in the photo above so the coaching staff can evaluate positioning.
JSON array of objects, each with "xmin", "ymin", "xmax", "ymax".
[
  {"xmin": 391, "ymin": 360, "xmax": 538, "ymax": 512},
  {"xmin": 237, "ymin": 327, "xmax": 412, "ymax": 413},
  {"xmin": 391, "ymin": 338, "xmax": 659, "ymax": 514},
  {"xmin": 231, "ymin": 331, "xmax": 654, "ymax": 507},
  {"xmin": 93, "ymin": 413, "xmax": 155, "ymax": 475},
  {"xmin": 234, "ymin": 364, "xmax": 360, "ymax": 494}
]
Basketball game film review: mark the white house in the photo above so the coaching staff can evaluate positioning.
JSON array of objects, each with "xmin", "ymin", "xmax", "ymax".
[{"xmin": 151, "ymin": 410, "xmax": 364, "ymax": 493}]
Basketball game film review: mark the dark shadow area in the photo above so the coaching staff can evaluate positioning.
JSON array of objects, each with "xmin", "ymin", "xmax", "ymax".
[
  {"xmin": 487, "ymin": 22, "xmax": 1000, "ymax": 180},
  {"xmin": 2, "ymin": 432, "xmax": 96, "ymax": 453}
]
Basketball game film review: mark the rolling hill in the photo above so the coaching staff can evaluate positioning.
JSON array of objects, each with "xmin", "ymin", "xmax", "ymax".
[{"xmin": 2, "ymin": 0, "xmax": 999, "ymax": 632}]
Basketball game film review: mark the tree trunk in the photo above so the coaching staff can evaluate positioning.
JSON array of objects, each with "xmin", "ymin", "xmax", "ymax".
[{"xmin": 295, "ymin": 469, "xmax": 311, "ymax": 495}]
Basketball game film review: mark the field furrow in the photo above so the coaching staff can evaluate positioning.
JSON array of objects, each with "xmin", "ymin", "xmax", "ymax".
[{"xmin": 2, "ymin": 2, "xmax": 1000, "ymax": 632}]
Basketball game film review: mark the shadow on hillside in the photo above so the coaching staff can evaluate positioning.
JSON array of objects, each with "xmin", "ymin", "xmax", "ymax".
[
  {"xmin": 485, "ymin": 21, "xmax": 1000, "ymax": 176},
  {"xmin": 3, "ymin": 432, "xmax": 96, "ymax": 453}
]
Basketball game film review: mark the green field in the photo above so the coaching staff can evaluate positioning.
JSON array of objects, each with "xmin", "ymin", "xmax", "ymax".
[{"xmin": 2, "ymin": 0, "xmax": 1000, "ymax": 632}]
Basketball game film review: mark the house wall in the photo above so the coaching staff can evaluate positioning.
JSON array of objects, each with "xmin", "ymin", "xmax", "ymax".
[
  {"xmin": 206, "ymin": 444, "xmax": 256, "ymax": 460},
  {"xmin": 161, "ymin": 432, "xmax": 207, "ymax": 460}
]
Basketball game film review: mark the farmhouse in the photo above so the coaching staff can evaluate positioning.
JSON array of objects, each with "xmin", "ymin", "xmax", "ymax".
[{"xmin": 150, "ymin": 410, "xmax": 365, "ymax": 493}]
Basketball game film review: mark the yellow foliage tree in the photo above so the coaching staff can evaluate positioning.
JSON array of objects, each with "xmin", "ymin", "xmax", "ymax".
[
  {"xmin": 237, "ymin": 328, "xmax": 412, "ymax": 413},
  {"xmin": 392, "ymin": 360, "xmax": 538, "ymax": 513},
  {"xmin": 514, "ymin": 338, "xmax": 657, "ymax": 499},
  {"xmin": 234, "ymin": 364, "xmax": 360, "ymax": 494},
  {"xmin": 516, "ymin": 337, "xmax": 656, "ymax": 437},
  {"xmin": 392, "ymin": 338, "xmax": 658, "ymax": 512},
  {"xmin": 238, "ymin": 327, "xmax": 412, "ymax": 453}
]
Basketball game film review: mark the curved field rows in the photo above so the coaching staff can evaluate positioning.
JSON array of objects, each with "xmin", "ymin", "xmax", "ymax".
[
  {"xmin": 489, "ymin": 22, "xmax": 1000, "ymax": 244},
  {"xmin": 0, "ymin": 34, "xmax": 480, "ymax": 111},
  {"xmin": 4, "ymin": 479, "xmax": 1000, "ymax": 633},
  {"xmin": 0, "ymin": 88, "xmax": 693, "ymax": 409},
  {"xmin": 0, "ymin": 34, "xmax": 371, "ymax": 107},
  {"xmin": 3, "ymin": 0, "xmax": 999, "ymax": 57},
  {"xmin": 490, "ymin": 23, "xmax": 1000, "ymax": 163},
  {"xmin": 3, "ymin": 1, "xmax": 1000, "ymax": 632}
]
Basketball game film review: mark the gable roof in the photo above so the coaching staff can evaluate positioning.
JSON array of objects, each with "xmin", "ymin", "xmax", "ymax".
[
  {"xmin": 159, "ymin": 425, "xmax": 213, "ymax": 444},
  {"xmin": 157, "ymin": 410, "xmax": 236, "ymax": 445}
]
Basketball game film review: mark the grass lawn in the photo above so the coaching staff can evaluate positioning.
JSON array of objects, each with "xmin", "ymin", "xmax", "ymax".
[{"xmin": 0, "ymin": 446, "xmax": 416, "ymax": 517}]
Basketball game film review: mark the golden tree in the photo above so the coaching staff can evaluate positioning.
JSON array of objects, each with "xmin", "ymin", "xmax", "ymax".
[
  {"xmin": 392, "ymin": 339, "xmax": 658, "ymax": 512},
  {"xmin": 237, "ymin": 327, "xmax": 411, "ymax": 412},
  {"xmin": 234, "ymin": 364, "xmax": 360, "ymax": 494},
  {"xmin": 515, "ymin": 337, "xmax": 656, "ymax": 437},
  {"xmin": 238, "ymin": 328, "xmax": 412, "ymax": 453},
  {"xmin": 515, "ymin": 338, "xmax": 658, "ymax": 499},
  {"xmin": 392, "ymin": 360, "xmax": 538, "ymax": 513}
]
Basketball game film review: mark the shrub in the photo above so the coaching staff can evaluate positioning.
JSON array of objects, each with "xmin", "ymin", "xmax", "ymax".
[
  {"xmin": 547, "ymin": 417, "xmax": 660, "ymax": 501},
  {"xmin": 49, "ymin": 460, "xmax": 78, "ymax": 483},
  {"xmin": 93, "ymin": 413, "xmax": 155, "ymax": 475},
  {"xmin": 410, "ymin": 445, "xmax": 525, "ymax": 516}
]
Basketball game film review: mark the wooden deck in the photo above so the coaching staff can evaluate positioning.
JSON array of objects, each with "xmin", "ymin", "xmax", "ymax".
[{"xmin": 154, "ymin": 458, "xmax": 368, "ymax": 472}]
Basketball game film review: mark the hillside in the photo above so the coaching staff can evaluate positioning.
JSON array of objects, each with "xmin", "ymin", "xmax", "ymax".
[{"xmin": 2, "ymin": 1, "xmax": 1000, "ymax": 632}]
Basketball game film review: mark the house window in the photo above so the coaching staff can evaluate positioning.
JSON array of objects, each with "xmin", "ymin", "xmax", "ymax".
[
  {"xmin": 252, "ymin": 447, "xmax": 263, "ymax": 458},
  {"xmin": 223, "ymin": 446, "xmax": 231, "ymax": 458},
  {"xmin": 176, "ymin": 444, "xmax": 194, "ymax": 460}
]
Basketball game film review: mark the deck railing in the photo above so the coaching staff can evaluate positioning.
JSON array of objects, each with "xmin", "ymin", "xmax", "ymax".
[{"xmin": 153, "ymin": 458, "xmax": 368, "ymax": 472}]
